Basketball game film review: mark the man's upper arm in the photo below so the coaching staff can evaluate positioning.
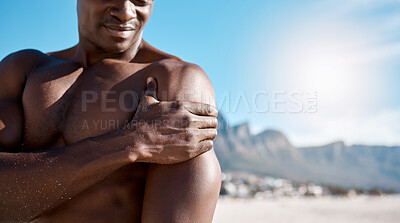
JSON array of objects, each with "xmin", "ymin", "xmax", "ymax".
[
  {"xmin": 141, "ymin": 60, "xmax": 221, "ymax": 222},
  {"xmin": 0, "ymin": 50, "xmax": 38, "ymax": 150},
  {"xmin": 159, "ymin": 60, "xmax": 217, "ymax": 107}
]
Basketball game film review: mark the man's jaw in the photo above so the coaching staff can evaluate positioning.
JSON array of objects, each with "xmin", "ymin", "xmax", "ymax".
[{"xmin": 74, "ymin": 33, "xmax": 144, "ymax": 66}]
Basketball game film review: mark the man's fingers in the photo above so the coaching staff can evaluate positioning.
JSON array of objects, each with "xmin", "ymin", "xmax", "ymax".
[
  {"xmin": 184, "ymin": 102, "xmax": 218, "ymax": 117},
  {"xmin": 197, "ymin": 140, "xmax": 214, "ymax": 155},
  {"xmin": 139, "ymin": 77, "xmax": 159, "ymax": 108},
  {"xmin": 193, "ymin": 116, "xmax": 218, "ymax": 129},
  {"xmin": 145, "ymin": 77, "xmax": 158, "ymax": 100},
  {"xmin": 197, "ymin": 128, "xmax": 218, "ymax": 141}
]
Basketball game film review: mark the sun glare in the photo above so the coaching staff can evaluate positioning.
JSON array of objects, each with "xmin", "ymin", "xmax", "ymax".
[{"xmin": 271, "ymin": 22, "xmax": 375, "ymax": 111}]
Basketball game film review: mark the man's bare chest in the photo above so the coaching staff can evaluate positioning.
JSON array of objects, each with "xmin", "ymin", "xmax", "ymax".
[{"xmin": 22, "ymin": 59, "xmax": 153, "ymax": 150}]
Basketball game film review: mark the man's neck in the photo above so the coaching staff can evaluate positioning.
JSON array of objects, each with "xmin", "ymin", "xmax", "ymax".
[{"xmin": 72, "ymin": 39, "xmax": 142, "ymax": 67}]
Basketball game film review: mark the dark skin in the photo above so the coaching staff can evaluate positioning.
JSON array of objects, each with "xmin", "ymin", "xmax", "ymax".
[{"xmin": 0, "ymin": 0, "xmax": 221, "ymax": 222}]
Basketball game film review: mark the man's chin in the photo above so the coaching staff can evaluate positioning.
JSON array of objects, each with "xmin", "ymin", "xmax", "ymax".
[{"xmin": 102, "ymin": 42, "xmax": 136, "ymax": 54}]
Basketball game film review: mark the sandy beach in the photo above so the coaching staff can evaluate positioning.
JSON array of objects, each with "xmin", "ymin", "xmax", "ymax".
[{"xmin": 213, "ymin": 195, "xmax": 400, "ymax": 223}]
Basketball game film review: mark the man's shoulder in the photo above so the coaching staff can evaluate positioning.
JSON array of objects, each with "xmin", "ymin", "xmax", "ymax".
[
  {"xmin": 138, "ymin": 40, "xmax": 215, "ymax": 105},
  {"xmin": 151, "ymin": 59, "xmax": 215, "ymax": 106},
  {"xmin": 140, "ymin": 40, "xmax": 207, "ymax": 76},
  {"xmin": 1, "ymin": 49, "xmax": 50, "ymax": 74},
  {"xmin": 140, "ymin": 40, "xmax": 208, "ymax": 78},
  {"xmin": 156, "ymin": 58, "xmax": 204, "ymax": 76},
  {"xmin": 2, "ymin": 49, "xmax": 49, "ymax": 63},
  {"xmin": 154, "ymin": 58, "xmax": 211, "ymax": 88}
]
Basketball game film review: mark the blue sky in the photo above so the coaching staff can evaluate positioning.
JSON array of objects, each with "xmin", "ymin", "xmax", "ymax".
[{"xmin": 1, "ymin": 0, "xmax": 399, "ymax": 146}]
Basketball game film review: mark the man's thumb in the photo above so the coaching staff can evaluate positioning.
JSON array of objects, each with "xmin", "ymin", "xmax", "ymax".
[{"xmin": 142, "ymin": 77, "xmax": 159, "ymax": 105}]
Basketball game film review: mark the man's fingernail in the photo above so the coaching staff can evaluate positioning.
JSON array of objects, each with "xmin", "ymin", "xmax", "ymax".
[{"xmin": 147, "ymin": 77, "xmax": 154, "ymax": 85}]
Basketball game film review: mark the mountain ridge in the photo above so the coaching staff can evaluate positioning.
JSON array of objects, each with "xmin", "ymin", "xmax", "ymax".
[{"xmin": 214, "ymin": 114, "xmax": 400, "ymax": 191}]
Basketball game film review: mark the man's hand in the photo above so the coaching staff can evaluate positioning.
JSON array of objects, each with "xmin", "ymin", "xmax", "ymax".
[{"xmin": 128, "ymin": 77, "xmax": 218, "ymax": 164}]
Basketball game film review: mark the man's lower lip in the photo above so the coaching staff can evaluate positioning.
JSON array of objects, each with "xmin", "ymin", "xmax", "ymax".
[{"xmin": 103, "ymin": 26, "xmax": 134, "ymax": 37}]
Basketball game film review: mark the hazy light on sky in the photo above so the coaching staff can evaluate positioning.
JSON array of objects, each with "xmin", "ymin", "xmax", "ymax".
[{"xmin": 229, "ymin": 0, "xmax": 400, "ymax": 146}]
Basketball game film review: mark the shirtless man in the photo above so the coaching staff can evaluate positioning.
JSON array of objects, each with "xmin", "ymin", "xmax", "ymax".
[{"xmin": 0, "ymin": 0, "xmax": 221, "ymax": 222}]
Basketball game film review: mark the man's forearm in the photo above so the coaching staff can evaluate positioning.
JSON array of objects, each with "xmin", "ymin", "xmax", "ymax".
[{"xmin": 0, "ymin": 128, "xmax": 137, "ymax": 222}]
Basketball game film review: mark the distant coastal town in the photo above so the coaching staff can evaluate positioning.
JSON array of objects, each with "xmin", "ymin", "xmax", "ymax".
[{"xmin": 219, "ymin": 172, "xmax": 396, "ymax": 199}]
